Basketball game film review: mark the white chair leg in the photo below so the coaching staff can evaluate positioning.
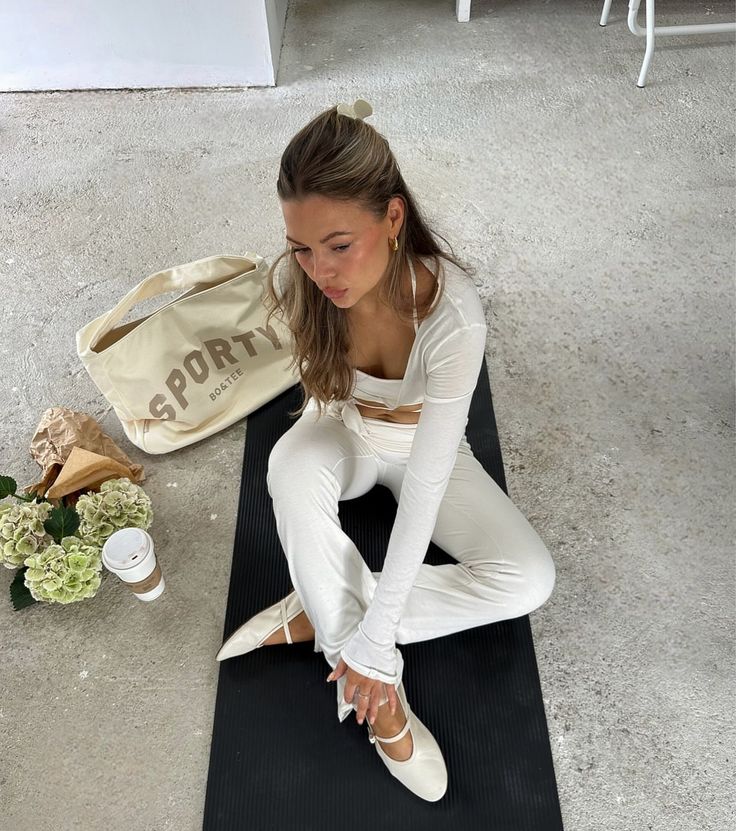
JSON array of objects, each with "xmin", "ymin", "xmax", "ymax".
[
  {"xmin": 628, "ymin": 0, "xmax": 656, "ymax": 87},
  {"xmin": 599, "ymin": 0, "xmax": 614, "ymax": 27},
  {"xmin": 638, "ymin": 0, "xmax": 656, "ymax": 87},
  {"xmin": 456, "ymin": 0, "xmax": 471, "ymax": 23}
]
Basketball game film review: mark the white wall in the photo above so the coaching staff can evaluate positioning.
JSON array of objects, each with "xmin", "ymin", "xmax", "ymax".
[{"xmin": 0, "ymin": 0, "xmax": 289, "ymax": 91}]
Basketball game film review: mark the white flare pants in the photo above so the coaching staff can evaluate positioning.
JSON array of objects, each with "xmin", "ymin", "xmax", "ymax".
[{"xmin": 266, "ymin": 399, "xmax": 556, "ymax": 723}]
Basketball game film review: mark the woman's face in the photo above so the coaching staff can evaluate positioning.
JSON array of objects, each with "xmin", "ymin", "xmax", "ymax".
[{"xmin": 281, "ymin": 194, "xmax": 403, "ymax": 313}]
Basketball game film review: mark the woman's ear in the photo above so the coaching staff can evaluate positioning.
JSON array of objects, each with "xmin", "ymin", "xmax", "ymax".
[{"xmin": 387, "ymin": 195, "xmax": 405, "ymax": 238}]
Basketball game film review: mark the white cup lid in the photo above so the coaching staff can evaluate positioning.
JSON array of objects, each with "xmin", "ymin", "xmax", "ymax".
[{"xmin": 102, "ymin": 528, "xmax": 150, "ymax": 568}]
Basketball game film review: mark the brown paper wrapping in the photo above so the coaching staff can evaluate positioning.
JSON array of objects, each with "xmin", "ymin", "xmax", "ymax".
[
  {"xmin": 44, "ymin": 446, "xmax": 135, "ymax": 499},
  {"xmin": 121, "ymin": 561, "xmax": 163, "ymax": 594},
  {"xmin": 24, "ymin": 406, "xmax": 145, "ymax": 501}
]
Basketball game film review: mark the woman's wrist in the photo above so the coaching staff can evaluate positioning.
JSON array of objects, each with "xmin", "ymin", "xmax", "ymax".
[{"xmin": 340, "ymin": 623, "xmax": 400, "ymax": 685}]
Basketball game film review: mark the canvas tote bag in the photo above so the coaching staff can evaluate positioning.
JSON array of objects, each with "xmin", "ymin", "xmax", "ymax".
[{"xmin": 76, "ymin": 253, "xmax": 300, "ymax": 454}]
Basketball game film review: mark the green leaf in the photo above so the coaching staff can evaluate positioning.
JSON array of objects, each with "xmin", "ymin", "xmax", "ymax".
[
  {"xmin": 44, "ymin": 505, "xmax": 80, "ymax": 544},
  {"xmin": 0, "ymin": 476, "xmax": 18, "ymax": 499},
  {"xmin": 10, "ymin": 568, "xmax": 37, "ymax": 611}
]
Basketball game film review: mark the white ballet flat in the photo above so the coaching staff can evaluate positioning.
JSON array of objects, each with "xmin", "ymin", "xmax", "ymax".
[
  {"xmin": 364, "ymin": 680, "xmax": 448, "ymax": 802},
  {"xmin": 216, "ymin": 589, "xmax": 304, "ymax": 661}
]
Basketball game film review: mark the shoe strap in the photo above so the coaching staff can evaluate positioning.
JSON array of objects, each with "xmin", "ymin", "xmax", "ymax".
[
  {"xmin": 367, "ymin": 713, "xmax": 411, "ymax": 744},
  {"xmin": 280, "ymin": 598, "xmax": 293, "ymax": 644}
]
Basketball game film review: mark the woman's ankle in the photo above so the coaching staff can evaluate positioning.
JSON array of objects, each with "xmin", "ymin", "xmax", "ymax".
[
  {"xmin": 262, "ymin": 611, "xmax": 314, "ymax": 646},
  {"xmin": 374, "ymin": 697, "xmax": 406, "ymax": 732},
  {"xmin": 291, "ymin": 610, "xmax": 315, "ymax": 641}
]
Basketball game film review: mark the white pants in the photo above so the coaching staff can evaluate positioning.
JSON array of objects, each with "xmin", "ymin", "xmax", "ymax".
[{"xmin": 266, "ymin": 399, "xmax": 556, "ymax": 723}]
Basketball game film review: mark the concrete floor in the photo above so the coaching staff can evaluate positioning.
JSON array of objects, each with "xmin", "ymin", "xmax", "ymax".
[{"xmin": 1, "ymin": 1, "xmax": 734, "ymax": 829}]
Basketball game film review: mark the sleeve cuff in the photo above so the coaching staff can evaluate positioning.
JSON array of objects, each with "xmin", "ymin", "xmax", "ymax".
[{"xmin": 340, "ymin": 623, "xmax": 401, "ymax": 686}]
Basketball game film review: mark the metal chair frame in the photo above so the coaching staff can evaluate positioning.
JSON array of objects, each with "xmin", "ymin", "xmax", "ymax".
[{"xmin": 456, "ymin": 0, "xmax": 735, "ymax": 88}]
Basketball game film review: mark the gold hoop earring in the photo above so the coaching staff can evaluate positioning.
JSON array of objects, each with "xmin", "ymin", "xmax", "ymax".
[{"xmin": 390, "ymin": 237, "xmax": 399, "ymax": 252}]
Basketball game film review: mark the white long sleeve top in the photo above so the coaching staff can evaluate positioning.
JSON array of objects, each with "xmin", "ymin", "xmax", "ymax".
[{"xmin": 329, "ymin": 255, "xmax": 488, "ymax": 684}]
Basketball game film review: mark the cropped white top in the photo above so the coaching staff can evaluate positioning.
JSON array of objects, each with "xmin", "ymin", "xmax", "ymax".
[
  {"xmin": 330, "ymin": 255, "xmax": 488, "ymax": 685},
  {"xmin": 350, "ymin": 256, "xmax": 425, "ymax": 415}
]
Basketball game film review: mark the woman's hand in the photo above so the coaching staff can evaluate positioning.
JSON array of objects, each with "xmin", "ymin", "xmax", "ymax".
[{"xmin": 327, "ymin": 657, "xmax": 398, "ymax": 725}]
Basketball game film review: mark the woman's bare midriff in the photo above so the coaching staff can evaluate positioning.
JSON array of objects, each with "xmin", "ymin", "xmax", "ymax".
[{"xmin": 354, "ymin": 400, "xmax": 422, "ymax": 424}]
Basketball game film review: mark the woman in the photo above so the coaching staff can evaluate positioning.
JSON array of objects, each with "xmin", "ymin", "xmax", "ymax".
[{"xmin": 216, "ymin": 99, "xmax": 556, "ymax": 802}]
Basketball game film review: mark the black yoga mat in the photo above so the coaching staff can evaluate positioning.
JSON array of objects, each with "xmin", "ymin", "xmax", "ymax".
[{"xmin": 203, "ymin": 357, "xmax": 564, "ymax": 830}]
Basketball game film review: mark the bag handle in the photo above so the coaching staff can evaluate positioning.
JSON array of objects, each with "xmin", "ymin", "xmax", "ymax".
[{"xmin": 87, "ymin": 253, "xmax": 265, "ymax": 350}]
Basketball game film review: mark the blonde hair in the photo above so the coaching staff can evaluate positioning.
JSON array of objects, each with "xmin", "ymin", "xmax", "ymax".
[{"xmin": 263, "ymin": 103, "xmax": 474, "ymax": 419}]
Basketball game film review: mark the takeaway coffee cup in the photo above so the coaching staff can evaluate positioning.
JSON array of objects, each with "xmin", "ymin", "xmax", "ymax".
[{"xmin": 101, "ymin": 528, "xmax": 164, "ymax": 601}]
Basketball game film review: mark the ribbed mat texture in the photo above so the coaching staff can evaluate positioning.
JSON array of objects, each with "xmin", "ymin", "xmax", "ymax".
[{"xmin": 203, "ymin": 357, "xmax": 564, "ymax": 830}]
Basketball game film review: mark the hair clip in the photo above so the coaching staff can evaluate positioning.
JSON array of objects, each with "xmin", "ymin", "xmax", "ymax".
[{"xmin": 336, "ymin": 99, "xmax": 373, "ymax": 120}]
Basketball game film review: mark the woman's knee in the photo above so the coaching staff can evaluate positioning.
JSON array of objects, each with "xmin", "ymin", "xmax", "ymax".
[
  {"xmin": 523, "ymin": 545, "xmax": 556, "ymax": 613},
  {"xmin": 266, "ymin": 418, "xmax": 357, "ymax": 501},
  {"xmin": 267, "ymin": 437, "xmax": 333, "ymax": 500},
  {"xmin": 471, "ymin": 542, "xmax": 556, "ymax": 616}
]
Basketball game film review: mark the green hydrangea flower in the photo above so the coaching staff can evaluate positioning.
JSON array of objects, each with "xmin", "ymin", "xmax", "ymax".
[
  {"xmin": 23, "ymin": 535, "xmax": 102, "ymax": 604},
  {"xmin": 75, "ymin": 477, "xmax": 153, "ymax": 549},
  {"xmin": 0, "ymin": 500, "xmax": 54, "ymax": 569}
]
